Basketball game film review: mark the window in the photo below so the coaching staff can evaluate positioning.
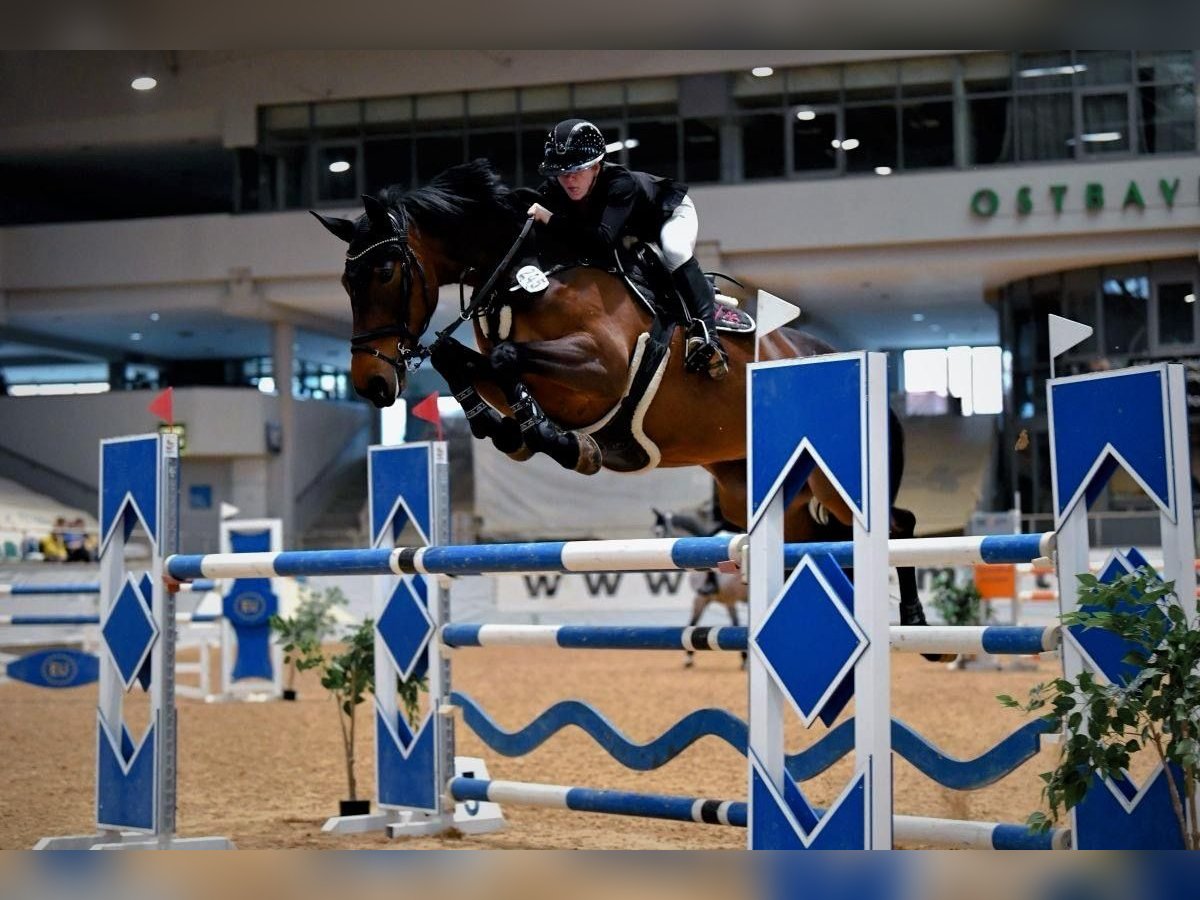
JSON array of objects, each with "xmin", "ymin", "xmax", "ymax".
[
  {"xmin": 902, "ymin": 100, "xmax": 953, "ymax": 169},
  {"xmin": 317, "ymin": 145, "xmax": 358, "ymax": 202},
  {"xmin": 902, "ymin": 346, "xmax": 1002, "ymax": 416},
  {"xmin": 1017, "ymin": 92, "xmax": 1074, "ymax": 161},
  {"xmin": 844, "ymin": 105, "xmax": 897, "ymax": 173},
  {"xmin": 1102, "ymin": 267, "xmax": 1150, "ymax": 356},
  {"xmin": 682, "ymin": 118, "xmax": 721, "ymax": 183},
  {"xmin": 968, "ymin": 96, "xmax": 1013, "ymax": 165},
  {"xmin": 792, "ymin": 107, "xmax": 839, "ymax": 173},
  {"xmin": 364, "ymin": 138, "xmax": 412, "ymax": 193},
  {"xmin": 626, "ymin": 120, "xmax": 679, "ymax": 180},
  {"xmin": 1157, "ymin": 281, "xmax": 1196, "ymax": 347}
]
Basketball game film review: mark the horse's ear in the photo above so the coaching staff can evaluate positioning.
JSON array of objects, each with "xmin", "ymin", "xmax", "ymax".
[
  {"xmin": 310, "ymin": 211, "xmax": 355, "ymax": 244},
  {"xmin": 361, "ymin": 194, "xmax": 392, "ymax": 231}
]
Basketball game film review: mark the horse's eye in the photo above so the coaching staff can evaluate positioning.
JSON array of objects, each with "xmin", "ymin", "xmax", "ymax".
[{"xmin": 377, "ymin": 262, "xmax": 395, "ymax": 284}]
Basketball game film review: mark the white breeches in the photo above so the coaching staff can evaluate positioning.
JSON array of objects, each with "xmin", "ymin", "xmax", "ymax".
[{"xmin": 659, "ymin": 195, "xmax": 698, "ymax": 272}]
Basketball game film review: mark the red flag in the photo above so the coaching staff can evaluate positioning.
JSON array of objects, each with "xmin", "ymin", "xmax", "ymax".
[
  {"xmin": 410, "ymin": 391, "xmax": 443, "ymax": 441},
  {"xmin": 147, "ymin": 387, "xmax": 174, "ymax": 426}
]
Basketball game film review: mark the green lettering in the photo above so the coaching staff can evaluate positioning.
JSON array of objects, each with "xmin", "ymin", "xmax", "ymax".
[
  {"xmin": 1085, "ymin": 183, "xmax": 1104, "ymax": 211},
  {"xmin": 1017, "ymin": 186, "xmax": 1033, "ymax": 215},
  {"xmin": 1160, "ymin": 177, "xmax": 1180, "ymax": 208},
  {"xmin": 1049, "ymin": 184, "xmax": 1068, "ymax": 213},
  {"xmin": 971, "ymin": 188, "xmax": 999, "ymax": 217},
  {"xmin": 1123, "ymin": 181, "xmax": 1145, "ymax": 210}
]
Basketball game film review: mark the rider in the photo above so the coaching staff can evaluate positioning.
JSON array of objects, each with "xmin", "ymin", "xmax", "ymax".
[{"xmin": 526, "ymin": 118, "xmax": 729, "ymax": 380}]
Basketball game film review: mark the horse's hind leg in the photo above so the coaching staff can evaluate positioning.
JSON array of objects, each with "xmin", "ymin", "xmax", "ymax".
[
  {"xmin": 684, "ymin": 591, "xmax": 709, "ymax": 669},
  {"xmin": 892, "ymin": 506, "xmax": 952, "ymax": 663},
  {"xmin": 723, "ymin": 596, "xmax": 748, "ymax": 669}
]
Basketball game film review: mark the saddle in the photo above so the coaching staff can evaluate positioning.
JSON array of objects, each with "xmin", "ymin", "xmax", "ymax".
[{"xmin": 475, "ymin": 241, "xmax": 755, "ymax": 473}]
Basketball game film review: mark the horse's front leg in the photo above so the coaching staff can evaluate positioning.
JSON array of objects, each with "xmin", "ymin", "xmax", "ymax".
[
  {"xmin": 428, "ymin": 338, "xmax": 526, "ymax": 457},
  {"xmin": 489, "ymin": 337, "xmax": 607, "ymax": 475}
]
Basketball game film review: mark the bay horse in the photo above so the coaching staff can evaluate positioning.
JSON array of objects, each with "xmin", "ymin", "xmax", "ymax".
[{"xmin": 313, "ymin": 160, "xmax": 930, "ymax": 631}]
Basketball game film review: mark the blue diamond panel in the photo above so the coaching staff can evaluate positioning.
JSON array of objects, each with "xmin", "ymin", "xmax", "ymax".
[
  {"xmin": 101, "ymin": 437, "xmax": 160, "ymax": 552},
  {"xmin": 751, "ymin": 760, "xmax": 867, "ymax": 849},
  {"xmin": 376, "ymin": 707, "xmax": 438, "ymax": 812},
  {"xmin": 1051, "ymin": 368, "xmax": 1171, "ymax": 519},
  {"xmin": 97, "ymin": 717, "xmax": 156, "ymax": 832},
  {"xmin": 1070, "ymin": 554, "xmax": 1166, "ymax": 686},
  {"xmin": 1074, "ymin": 768, "xmax": 1185, "ymax": 849},
  {"xmin": 755, "ymin": 555, "xmax": 864, "ymax": 726},
  {"xmin": 370, "ymin": 445, "xmax": 432, "ymax": 546},
  {"xmin": 377, "ymin": 579, "xmax": 434, "ymax": 681},
  {"xmin": 749, "ymin": 356, "xmax": 866, "ymax": 527},
  {"xmin": 102, "ymin": 578, "xmax": 158, "ymax": 691}
]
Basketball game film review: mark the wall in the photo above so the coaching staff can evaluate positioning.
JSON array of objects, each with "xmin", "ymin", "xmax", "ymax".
[{"xmin": 0, "ymin": 387, "xmax": 371, "ymax": 549}]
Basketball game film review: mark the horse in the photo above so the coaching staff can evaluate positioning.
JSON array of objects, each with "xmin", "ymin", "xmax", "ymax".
[
  {"xmin": 312, "ymin": 160, "xmax": 931, "ymax": 633},
  {"xmin": 652, "ymin": 507, "xmax": 748, "ymax": 670}
]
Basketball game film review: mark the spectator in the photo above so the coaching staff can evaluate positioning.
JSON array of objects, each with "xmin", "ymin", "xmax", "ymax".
[
  {"xmin": 63, "ymin": 518, "xmax": 90, "ymax": 562},
  {"xmin": 40, "ymin": 518, "xmax": 67, "ymax": 562}
]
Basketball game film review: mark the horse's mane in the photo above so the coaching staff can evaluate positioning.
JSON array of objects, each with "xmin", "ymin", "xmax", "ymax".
[{"xmin": 385, "ymin": 159, "xmax": 523, "ymax": 259}]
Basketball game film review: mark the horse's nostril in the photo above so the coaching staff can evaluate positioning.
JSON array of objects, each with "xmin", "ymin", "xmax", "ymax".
[{"xmin": 363, "ymin": 375, "xmax": 393, "ymax": 408}]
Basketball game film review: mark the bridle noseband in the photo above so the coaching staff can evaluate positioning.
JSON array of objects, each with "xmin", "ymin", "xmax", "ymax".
[{"xmin": 348, "ymin": 207, "xmax": 433, "ymax": 376}]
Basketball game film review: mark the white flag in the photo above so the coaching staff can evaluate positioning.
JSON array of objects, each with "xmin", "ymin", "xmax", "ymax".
[
  {"xmin": 1048, "ymin": 314, "xmax": 1093, "ymax": 360},
  {"xmin": 756, "ymin": 290, "xmax": 801, "ymax": 341},
  {"xmin": 219, "ymin": 502, "xmax": 241, "ymax": 521}
]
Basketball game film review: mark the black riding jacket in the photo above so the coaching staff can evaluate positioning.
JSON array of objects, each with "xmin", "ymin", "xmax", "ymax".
[{"xmin": 536, "ymin": 163, "xmax": 687, "ymax": 260}]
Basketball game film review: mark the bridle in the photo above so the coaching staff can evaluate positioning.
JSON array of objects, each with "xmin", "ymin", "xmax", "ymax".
[
  {"xmin": 348, "ymin": 205, "xmax": 534, "ymax": 377},
  {"xmin": 347, "ymin": 206, "xmax": 433, "ymax": 376}
]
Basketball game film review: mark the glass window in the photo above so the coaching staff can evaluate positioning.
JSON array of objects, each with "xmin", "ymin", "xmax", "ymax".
[
  {"xmin": 264, "ymin": 104, "xmax": 309, "ymax": 140},
  {"xmin": 521, "ymin": 84, "xmax": 571, "ymax": 115},
  {"xmin": 844, "ymin": 61, "xmax": 897, "ymax": 101},
  {"xmin": 968, "ymin": 96, "xmax": 1014, "ymax": 165},
  {"xmin": 1061, "ymin": 269, "xmax": 1099, "ymax": 356},
  {"xmin": 1157, "ymin": 281, "xmax": 1196, "ymax": 346},
  {"xmin": 262, "ymin": 145, "xmax": 309, "ymax": 209},
  {"xmin": 467, "ymin": 88, "xmax": 518, "ymax": 126},
  {"xmin": 317, "ymin": 145, "xmax": 358, "ymax": 202},
  {"xmin": 1101, "ymin": 267, "xmax": 1150, "ymax": 355},
  {"xmin": 792, "ymin": 108, "xmax": 838, "ymax": 172},
  {"xmin": 520, "ymin": 125, "xmax": 553, "ymax": 184},
  {"xmin": 1075, "ymin": 51, "xmax": 1132, "ymax": 86},
  {"xmin": 626, "ymin": 120, "xmax": 679, "ymax": 180},
  {"xmin": 786, "ymin": 65, "xmax": 840, "ymax": 104},
  {"xmin": 739, "ymin": 114, "xmax": 784, "ymax": 179},
  {"xmin": 364, "ymin": 97, "xmax": 412, "ymax": 134},
  {"xmin": 964, "ymin": 52, "xmax": 1012, "ymax": 94},
  {"xmin": 1017, "ymin": 93, "xmax": 1074, "ymax": 161},
  {"xmin": 900, "ymin": 57, "xmax": 954, "ymax": 97},
  {"xmin": 364, "ymin": 138, "xmax": 412, "ymax": 192},
  {"xmin": 573, "ymin": 81, "xmax": 624, "ymax": 118},
  {"xmin": 466, "ymin": 131, "xmax": 518, "ymax": 184},
  {"xmin": 733, "ymin": 69, "xmax": 784, "ymax": 109},
  {"xmin": 1079, "ymin": 92, "xmax": 1131, "ymax": 155},
  {"xmin": 415, "ymin": 134, "xmax": 464, "ymax": 183},
  {"xmin": 901, "ymin": 100, "xmax": 953, "ymax": 169},
  {"xmin": 627, "ymin": 78, "xmax": 678, "ymax": 115},
  {"xmin": 1015, "ymin": 52, "xmax": 1079, "ymax": 89},
  {"xmin": 682, "ymin": 118, "xmax": 721, "ymax": 183},
  {"xmin": 1138, "ymin": 83, "xmax": 1196, "ymax": 153},
  {"xmin": 1136, "ymin": 50, "xmax": 1195, "ymax": 84},
  {"xmin": 313, "ymin": 101, "xmax": 360, "ymax": 138},
  {"xmin": 844, "ymin": 105, "xmax": 897, "ymax": 173}
]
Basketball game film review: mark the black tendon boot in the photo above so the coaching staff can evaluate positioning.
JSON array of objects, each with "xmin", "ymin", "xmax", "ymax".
[{"xmin": 672, "ymin": 257, "xmax": 729, "ymax": 380}]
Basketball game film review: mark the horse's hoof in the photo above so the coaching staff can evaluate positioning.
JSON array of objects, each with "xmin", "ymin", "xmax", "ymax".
[
  {"xmin": 573, "ymin": 433, "xmax": 603, "ymax": 475},
  {"xmin": 506, "ymin": 445, "xmax": 535, "ymax": 462},
  {"xmin": 683, "ymin": 657, "xmax": 694, "ymax": 669}
]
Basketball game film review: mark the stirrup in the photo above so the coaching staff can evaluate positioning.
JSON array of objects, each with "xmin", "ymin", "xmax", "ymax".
[{"xmin": 685, "ymin": 335, "xmax": 728, "ymax": 380}]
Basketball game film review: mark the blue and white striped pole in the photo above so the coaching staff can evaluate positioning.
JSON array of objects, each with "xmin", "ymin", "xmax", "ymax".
[{"xmin": 164, "ymin": 532, "xmax": 1054, "ymax": 581}]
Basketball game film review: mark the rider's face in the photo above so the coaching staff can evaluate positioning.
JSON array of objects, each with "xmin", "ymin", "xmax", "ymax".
[{"xmin": 557, "ymin": 163, "xmax": 600, "ymax": 202}]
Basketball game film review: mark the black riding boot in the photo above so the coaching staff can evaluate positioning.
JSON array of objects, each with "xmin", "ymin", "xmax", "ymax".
[{"xmin": 672, "ymin": 257, "xmax": 729, "ymax": 380}]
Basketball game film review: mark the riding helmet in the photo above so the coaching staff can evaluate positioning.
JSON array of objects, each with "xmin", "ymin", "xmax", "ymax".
[{"xmin": 539, "ymin": 119, "xmax": 607, "ymax": 176}]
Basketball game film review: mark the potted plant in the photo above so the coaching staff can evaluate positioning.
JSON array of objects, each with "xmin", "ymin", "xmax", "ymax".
[
  {"xmin": 275, "ymin": 584, "xmax": 347, "ymax": 700},
  {"xmin": 273, "ymin": 592, "xmax": 425, "ymax": 817},
  {"xmin": 1000, "ymin": 567, "xmax": 1200, "ymax": 849},
  {"xmin": 928, "ymin": 569, "xmax": 990, "ymax": 669}
]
